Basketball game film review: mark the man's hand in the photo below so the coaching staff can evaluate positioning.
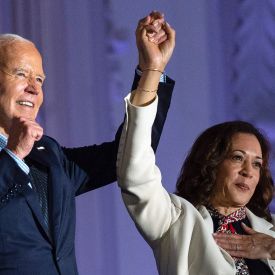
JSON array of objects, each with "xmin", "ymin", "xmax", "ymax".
[
  {"xmin": 136, "ymin": 11, "xmax": 175, "ymax": 72},
  {"xmin": 213, "ymin": 223, "xmax": 275, "ymax": 259},
  {"xmin": 6, "ymin": 117, "xmax": 43, "ymax": 159}
]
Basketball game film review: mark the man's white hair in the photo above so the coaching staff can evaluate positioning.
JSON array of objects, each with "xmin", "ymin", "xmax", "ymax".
[
  {"xmin": 0, "ymin": 34, "xmax": 35, "ymax": 65},
  {"xmin": 0, "ymin": 33, "xmax": 33, "ymax": 47}
]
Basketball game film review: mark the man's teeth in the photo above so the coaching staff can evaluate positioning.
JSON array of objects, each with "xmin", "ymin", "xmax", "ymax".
[{"xmin": 17, "ymin": 101, "xmax": 34, "ymax": 107}]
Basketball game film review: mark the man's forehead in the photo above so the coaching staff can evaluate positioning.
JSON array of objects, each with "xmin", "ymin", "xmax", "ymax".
[
  {"xmin": 0, "ymin": 40, "xmax": 44, "ymax": 75},
  {"xmin": 0, "ymin": 40, "xmax": 39, "ymax": 62}
]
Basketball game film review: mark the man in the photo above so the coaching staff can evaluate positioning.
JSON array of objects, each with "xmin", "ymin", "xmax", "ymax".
[{"xmin": 0, "ymin": 13, "xmax": 175, "ymax": 275}]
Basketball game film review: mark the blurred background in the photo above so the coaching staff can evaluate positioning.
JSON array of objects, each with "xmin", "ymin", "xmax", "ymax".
[{"xmin": 1, "ymin": 0, "xmax": 275, "ymax": 274}]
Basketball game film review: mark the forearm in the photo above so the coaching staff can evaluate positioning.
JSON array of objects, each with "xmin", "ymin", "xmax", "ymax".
[
  {"xmin": 130, "ymin": 70, "xmax": 162, "ymax": 107},
  {"xmin": 117, "ymin": 96, "xmax": 175, "ymax": 241},
  {"xmin": 131, "ymin": 70, "xmax": 175, "ymax": 152},
  {"xmin": 117, "ymin": 95, "xmax": 158, "ymax": 179}
]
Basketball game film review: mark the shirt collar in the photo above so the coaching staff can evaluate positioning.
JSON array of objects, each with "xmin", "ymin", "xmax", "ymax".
[
  {"xmin": 0, "ymin": 133, "xmax": 7, "ymax": 150},
  {"xmin": 207, "ymin": 206, "xmax": 246, "ymax": 220}
]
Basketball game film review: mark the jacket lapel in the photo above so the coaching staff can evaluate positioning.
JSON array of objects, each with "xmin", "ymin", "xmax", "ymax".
[
  {"xmin": 246, "ymin": 208, "xmax": 275, "ymax": 271},
  {"xmin": 198, "ymin": 205, "xmax": 214, "ymax": 233},
  {"xmin": 246, "ymin": 208, "xmax": 275, "ymax": 236},
  {"xmin": 199, "ymin": 206, "xmax": 275, "ymax": 236},
  {"xmin": 22, "ymin": 185, "xmax": 52, "ymax": 242},
  {"xmin": 24, "ymin": 138, "xmax": 64, "ymax": 245}
]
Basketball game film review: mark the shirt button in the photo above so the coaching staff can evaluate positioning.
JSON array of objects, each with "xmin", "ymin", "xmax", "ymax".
[{"xmin": 1, "ymin": 198, "xmax": 6, "ymax": 203}]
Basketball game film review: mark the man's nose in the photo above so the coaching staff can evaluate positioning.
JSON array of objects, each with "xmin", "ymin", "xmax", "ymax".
[{"xmin": 25, "ymin": 77, "xmax": 39, "ymax": 95}]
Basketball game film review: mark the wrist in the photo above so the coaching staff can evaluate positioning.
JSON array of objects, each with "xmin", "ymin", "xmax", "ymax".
[
  {"xmin": 6, "ymin": 145, "xmax": 24, "ymax": 160},
  {"xmin": 5, "ymin": 147, "xmax": 24, "ymax": 160},
  {"xmin": 138, "ymin": 60, "xmax": 166, "ymax": 73},
  {"xmin": 139, "ymin": 70, "xmax": 161, "ymax": 89},
  {"xmin": 142, "ymin": 68, "xmax": 163, "ymax": 74}
]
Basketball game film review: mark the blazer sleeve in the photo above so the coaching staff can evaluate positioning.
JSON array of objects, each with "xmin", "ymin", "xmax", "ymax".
[
  {"xmin": 116, "ymin": 96, "xmax": 181, "ymax": 243},
  {"xmin": 64, "ymin": 71, "xmax": 175, "ymax": 195},
  {"xmin": 131, "ymin": 71, "xmax": 175, "ymax": 152}
]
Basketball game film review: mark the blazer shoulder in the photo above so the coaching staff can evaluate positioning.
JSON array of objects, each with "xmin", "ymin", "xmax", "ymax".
[
  {"xmin": 30, "ymin": 135, "xmax": 64, "ymax": 164},
  {"xmin": 40, "ymin": 135, "xmax": 59, "ymax": 145},
  {"xmin": 36, "ymin": 135, "xmax": 61, "ymax": 151}
]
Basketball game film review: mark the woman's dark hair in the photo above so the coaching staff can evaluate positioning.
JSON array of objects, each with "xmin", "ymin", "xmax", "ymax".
[{"xmin": 175, "ymin": 121, "xmax": 274, "ymax": 221}]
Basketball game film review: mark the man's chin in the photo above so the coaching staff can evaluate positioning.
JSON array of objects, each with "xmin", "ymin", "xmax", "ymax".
[{"xmin": 14, "ymin": 112, "xmax": 38, "ymax": 121}]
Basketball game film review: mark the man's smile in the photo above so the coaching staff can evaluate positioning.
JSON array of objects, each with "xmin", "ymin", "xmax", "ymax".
[{"xmin": 16, "ymin": 100, "xmax": 34, "ymax": 108}]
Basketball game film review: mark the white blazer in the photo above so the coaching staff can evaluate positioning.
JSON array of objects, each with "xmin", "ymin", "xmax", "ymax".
[{"xmin": 117, "ymin": 95, "xmax": 275, "ymax": 275}]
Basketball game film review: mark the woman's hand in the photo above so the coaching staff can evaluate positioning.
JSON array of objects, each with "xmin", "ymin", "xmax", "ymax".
[
  {"xmin": 136, "ymin": 11, "xmax": 175, "ymax": 72},
  {"xmin": 213, "ymin": 223, "xmax": 275, "ymax": 259}
]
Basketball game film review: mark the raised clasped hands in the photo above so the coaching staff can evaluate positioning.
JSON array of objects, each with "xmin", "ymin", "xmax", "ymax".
[
  {"xmin": 136, "ymin": 11, "xmax": 175, "ymax": 72},
  {"xmin": 213, "ymin": 222, "xmax": 275, "ymax": 260}
]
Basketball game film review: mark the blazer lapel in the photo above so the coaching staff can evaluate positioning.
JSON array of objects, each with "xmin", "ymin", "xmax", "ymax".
[
  {"xmin": 199, "ymin": 206, "xmax": 275, "ymax": 236},
  {"xmin": 246, "ymin": 208, "xmax": 275, "ymax": 271},
  {"xmin": 24, "ymin": 138, "xmax": 64, "ymax": 245},
  {"xmin": 198, "ymin": 205, "xmax": 214, "ymax": 233},
  {"xmin": 22, "ymin": 185, "xmax": 52, "ymax": 242},
  {"xmin": 246, "ymin": 208, "xmax": 275, "ymax": 236}
]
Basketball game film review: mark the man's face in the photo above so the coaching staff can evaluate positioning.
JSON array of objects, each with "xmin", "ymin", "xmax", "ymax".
[{"xmin": 0, "ymin": 40, "xmax": 45, "ymax": 134}]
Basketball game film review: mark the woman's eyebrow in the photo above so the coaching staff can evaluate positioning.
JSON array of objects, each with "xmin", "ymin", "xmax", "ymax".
[{"xmin": 231, "ymin": 149, "xmax": 263, "ymax": 160}]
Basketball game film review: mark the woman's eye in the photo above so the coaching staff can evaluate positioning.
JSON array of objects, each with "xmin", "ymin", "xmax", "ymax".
[
  {"xmin": 232, "ymin": 155, "xmax": 243, "ymax": 161},
  {"xmin": 253, "ymin": 162, "xmax": 262, "ymax": 169}
]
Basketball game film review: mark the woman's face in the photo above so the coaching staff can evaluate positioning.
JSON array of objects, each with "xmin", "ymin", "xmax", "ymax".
[{"xmin": 211, "ymin": 133, "xmax": 262, "ymax": 211}]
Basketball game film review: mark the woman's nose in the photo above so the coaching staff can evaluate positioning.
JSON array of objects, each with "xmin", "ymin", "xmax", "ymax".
[{"xmin": 239, "ymin": 161, "xmax": 253, "ymax": 178}]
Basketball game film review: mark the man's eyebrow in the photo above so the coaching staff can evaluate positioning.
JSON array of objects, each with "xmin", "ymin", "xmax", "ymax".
[
  {"xmin": 37, "ymin": 73, "xmax": 46, "ymax": 79},
  {"xmin": 11, "ymin": 67, "xmax": 46, "ymax": 79},
  {"xmin": 232, "ymin": 149, "xmax": 263, "ymax": 160},
  {"xmin": 12, "ymin": 67, "xmax": 26, "ymax": 71}
]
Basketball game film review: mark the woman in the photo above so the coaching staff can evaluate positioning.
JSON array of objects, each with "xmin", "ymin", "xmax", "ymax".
[{"xmin": 117, "ymin": 14, "xmax": 275, "ymax": 275}]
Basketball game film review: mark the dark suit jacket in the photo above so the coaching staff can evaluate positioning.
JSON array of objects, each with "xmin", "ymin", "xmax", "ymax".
[{"xmin": 0, "ymin": 74, "xmax": 175, "ymax": 275}]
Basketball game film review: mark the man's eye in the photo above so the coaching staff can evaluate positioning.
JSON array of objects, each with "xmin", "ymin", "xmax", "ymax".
[
  {"xmin": 16, "ymin": 72, "xmax": 26, "ymax": 77},
  {"xmin": 36, "ymin": 77, "xmax": 43, "ymax": 84}
]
